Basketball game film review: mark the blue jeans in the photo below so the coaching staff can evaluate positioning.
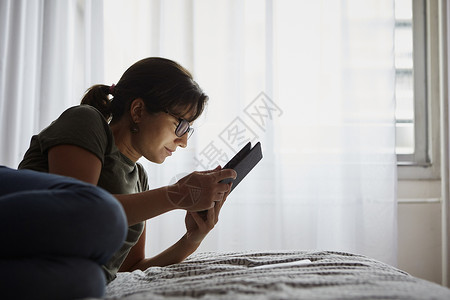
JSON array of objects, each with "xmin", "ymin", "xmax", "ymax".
[{"xmin": 0, "ymin": 166, "xmax": 127, "ymax": 300}]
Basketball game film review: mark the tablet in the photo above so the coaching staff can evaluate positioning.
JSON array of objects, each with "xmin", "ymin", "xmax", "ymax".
[{"xmin": 220, "ymin": 142, "xmax": 263, "ymax": 192}]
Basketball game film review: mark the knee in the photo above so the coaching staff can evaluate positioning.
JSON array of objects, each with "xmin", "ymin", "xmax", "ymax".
[
  {"xmin": 101, "ymin": 191, "xmax": 128, "ymax": 244},
  {"xmin": 79, "ymin": 185, "xmax": 128, "ymax": 239},
  {"xmin": 51, "ymin": 177, "xmax": 127, "ymax": 236}
]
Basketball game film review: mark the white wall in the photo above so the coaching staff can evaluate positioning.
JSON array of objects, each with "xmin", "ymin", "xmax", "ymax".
[{"xmin": 397, "ymin": 180, "xmax": 442, "ymax": 284}]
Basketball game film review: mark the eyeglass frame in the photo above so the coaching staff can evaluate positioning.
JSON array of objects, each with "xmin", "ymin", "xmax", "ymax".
[{"xmin": 166, "ymin": 111, "xmax": 194, "ymax": 139}]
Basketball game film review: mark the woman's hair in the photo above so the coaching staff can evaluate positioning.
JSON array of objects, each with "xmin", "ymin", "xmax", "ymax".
[{"xmin": 81, "ymin": 57, "xmax": 208, "ymax": 122}]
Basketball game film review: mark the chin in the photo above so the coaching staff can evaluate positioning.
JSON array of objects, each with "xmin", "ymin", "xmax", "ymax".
[
  {"xmin": 153, "ymin": 156, "xmax": 165, "ymax": 164},
  {"xmin": 145, "ymin": 155, "xmax": 165, "ymax": 164}
]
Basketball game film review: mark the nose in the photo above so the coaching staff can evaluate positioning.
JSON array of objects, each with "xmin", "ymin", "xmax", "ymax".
[{"xmin": 176, "ymin": 133, "xmax": 188, "ymax": 148}]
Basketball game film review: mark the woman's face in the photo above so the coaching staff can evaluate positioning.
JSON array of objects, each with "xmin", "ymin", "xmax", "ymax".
[{"xmin": 132, "ymin": 105, "xmax": 194, "ymax": 164}]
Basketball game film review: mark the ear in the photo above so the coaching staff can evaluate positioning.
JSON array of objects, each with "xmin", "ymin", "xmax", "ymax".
[{"xmin": 129, "ymin": 98, "xmax": 145, "ymax": 123}]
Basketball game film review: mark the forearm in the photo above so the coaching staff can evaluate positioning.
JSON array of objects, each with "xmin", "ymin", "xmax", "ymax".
[
  {"xmin": 115, "ymin": 186, "xmax": 176, "ymax": 226},
  {"xmin": 129, "ymin": 234, "xmax": 200, "ymax": 271},
  {"xmin": 116, "ymin": 169, "xmax": 237, "ymax": 226}
]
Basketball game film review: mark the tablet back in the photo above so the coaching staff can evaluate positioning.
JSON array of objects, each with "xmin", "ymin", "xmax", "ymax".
[{"xmin": 221, "ymin": 142, "xmax": 263, "ymax": 193}]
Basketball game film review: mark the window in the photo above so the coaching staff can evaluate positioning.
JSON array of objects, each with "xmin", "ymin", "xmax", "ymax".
[
  {"xmin": 394, "ymin": 0, "xmax": 414, "ymax": 156},
  {"xmin": 395, "ymin": 0, "xmax": 427, "ymax": 163},
  {"xmin": 395, "ymin": 0, "xmax": 441, "ymax": 179}
]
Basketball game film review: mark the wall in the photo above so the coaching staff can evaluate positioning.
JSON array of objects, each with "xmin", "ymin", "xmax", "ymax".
[{"xmin": 397, "ymin": 179, "xmax": 443, "ymax": 284}]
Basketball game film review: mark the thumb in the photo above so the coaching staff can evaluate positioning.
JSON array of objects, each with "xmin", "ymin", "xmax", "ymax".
[{"xmin": 197, "ymin": 165, "xmax": 222, "ymax": 174}]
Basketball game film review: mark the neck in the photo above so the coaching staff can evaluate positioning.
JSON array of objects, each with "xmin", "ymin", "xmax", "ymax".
[{"xmin": 110, "ymin": 121, "xmax": 141, "ymax": 163}]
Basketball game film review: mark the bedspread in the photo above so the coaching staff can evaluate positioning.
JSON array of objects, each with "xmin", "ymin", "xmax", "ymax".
[{"xmin": 97, "ymin": 250, "xmax": 450, "ymax": 299}]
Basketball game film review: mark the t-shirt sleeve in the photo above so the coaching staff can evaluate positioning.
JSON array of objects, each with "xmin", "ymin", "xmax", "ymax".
[
  {"xmin": 136, "ymin": 163, "xmax": 150, "ymax": 192},
  {"xmin": 38, "ymin": 105, "xmax": 112, "ymax": 164}
]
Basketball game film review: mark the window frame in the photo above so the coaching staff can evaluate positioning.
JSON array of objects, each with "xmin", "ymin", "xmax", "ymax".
[{"xmin": 397, "ymin": 0, "xmax": 441, "ymax": 180}]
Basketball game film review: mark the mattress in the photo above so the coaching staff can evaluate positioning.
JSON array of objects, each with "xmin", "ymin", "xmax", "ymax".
[{"xmin": 96, "ymin": 250, "xmax": 450, "ymax": 299}]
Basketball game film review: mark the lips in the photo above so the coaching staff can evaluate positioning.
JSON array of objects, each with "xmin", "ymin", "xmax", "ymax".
[{"xmin": 165, "ymin": 147, "xmax": 174, "ymax": 156}]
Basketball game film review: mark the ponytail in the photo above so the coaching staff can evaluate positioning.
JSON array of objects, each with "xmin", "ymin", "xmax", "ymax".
[{"xmin": 80, "ymin": 84, "xmax": 113, "ymax": 121}]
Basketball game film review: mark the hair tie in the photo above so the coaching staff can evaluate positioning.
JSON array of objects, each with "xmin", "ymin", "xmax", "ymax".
[{"xmin": 109, "ymin": 84, "xmax": 116, "ymax": 95}]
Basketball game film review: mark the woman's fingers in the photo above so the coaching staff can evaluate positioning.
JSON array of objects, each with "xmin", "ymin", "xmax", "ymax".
[
  {"xmin": 216, "ymin": 182, "xmax": 232, "ymax": 194},
  {"xmin": 213, "ymin": 169, "xmax": 237, "ymax": 183},
  {"xmin": 191, "ymin": 208, "xmax": 215, "ymax": 230},
  {"xmin": 216, "ymin": 184, "xmax": 231, "ymax": 214},
  {"xmin": 169, "ymin": 169, "xmax": 236, "ymax": 211},
  {"xmin": 189, "ymin": 211, "xmax": 204, "ymax": 226},
  {"xmin": 195, "ymin": 165, "xmax": 221, "ymax": 175}
]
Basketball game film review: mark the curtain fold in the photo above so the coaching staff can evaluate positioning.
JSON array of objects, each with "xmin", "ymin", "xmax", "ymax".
[{"xmin": 0, "ymin": 0, "xmax": 104, "ymax": 168}]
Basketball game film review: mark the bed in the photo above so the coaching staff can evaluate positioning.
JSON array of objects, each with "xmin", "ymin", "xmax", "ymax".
[{"xmin": 90, "ymin": 250, "xmax": 450, "ymax": 300}]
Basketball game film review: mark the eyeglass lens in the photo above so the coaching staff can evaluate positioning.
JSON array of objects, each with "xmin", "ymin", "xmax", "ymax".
[{"xmin": 176, "ymin": 119, "xmax": 192, "ymax": 138}]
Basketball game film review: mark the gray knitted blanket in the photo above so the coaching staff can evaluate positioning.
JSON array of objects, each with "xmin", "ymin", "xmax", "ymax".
[{"xmin": 100, "ymin": 250, "xmax": 450, "ymax": 299}]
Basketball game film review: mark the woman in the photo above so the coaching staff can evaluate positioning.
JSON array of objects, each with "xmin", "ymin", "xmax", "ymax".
[{"xmin": 17, "ymin": 57, "xmax": 236, "ymax": 298}]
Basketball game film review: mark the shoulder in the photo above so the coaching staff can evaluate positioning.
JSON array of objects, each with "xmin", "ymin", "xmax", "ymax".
[
  {"xmin": 37, "ymin": 105, "xmax": 114, "ymax": 163},
  {"xmin": 52, "ymin": 105, "xmax": 111, "ymax": 138},
  {"xmin": 60, "ymin": 105, "xmax": 108, "ymax": 124}
]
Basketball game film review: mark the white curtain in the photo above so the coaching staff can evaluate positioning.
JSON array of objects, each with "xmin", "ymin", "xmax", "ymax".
[
  {"xmin": 1, "ymin": 0, "xmax": 397, "ymax": 266},
  {"xmin": 103, "ymin": 0, "xmax": 397, "ymax": 265},
  {"xmin": 0, "ymin": 0, "xmax": 104, "ymax": 168}
]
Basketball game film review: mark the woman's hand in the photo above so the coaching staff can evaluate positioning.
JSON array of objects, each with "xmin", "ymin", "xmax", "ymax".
[
  {"xmin": 123, "ymin": 174, "xmax": 233, "ymax": 271},
  {"xmin": 166, "ymin": 166, "xmax": 236, "ymax": 212},
  {"xmin": 183, "ymin": 181, "xmax": 232, "ymax": 245}
]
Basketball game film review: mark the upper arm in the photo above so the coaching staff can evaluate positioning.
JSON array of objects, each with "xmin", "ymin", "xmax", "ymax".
[
  {"xmin": 48, "ymin": 144, "xmax": 102, "ymax": 185},
  {"xmin": 119, "ymin": 223, "xmax": 146, "ymax": 272}
]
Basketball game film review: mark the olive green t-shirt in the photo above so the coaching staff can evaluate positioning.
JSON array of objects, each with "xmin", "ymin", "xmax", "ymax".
[{"xmin": 18, "ymin": 105, "xmax": 147, "ymax": 283}]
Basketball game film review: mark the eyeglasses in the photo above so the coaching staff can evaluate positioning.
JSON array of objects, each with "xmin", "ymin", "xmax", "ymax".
[{"xmin": 166, "ymin": 112, "xmax": 194, "ymax": 139}]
